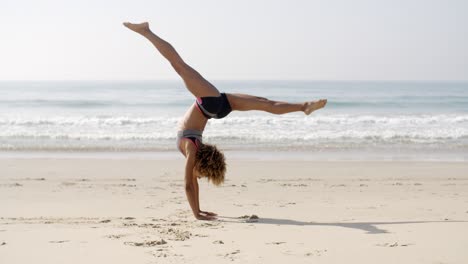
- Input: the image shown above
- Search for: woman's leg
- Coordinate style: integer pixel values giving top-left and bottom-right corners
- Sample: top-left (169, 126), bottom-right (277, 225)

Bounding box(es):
top-left (227, 93), bottom-right (327, 115)
top-left (123, 22), bottom-right (220, 97)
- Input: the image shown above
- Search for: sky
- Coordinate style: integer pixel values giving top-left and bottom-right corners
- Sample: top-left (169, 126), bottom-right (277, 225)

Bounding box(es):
top-left (1, 0), bottom-right (467, 81)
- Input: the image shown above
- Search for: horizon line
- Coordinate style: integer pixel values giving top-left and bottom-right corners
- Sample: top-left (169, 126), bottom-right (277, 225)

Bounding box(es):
top-left (1, 79), bottom-right (468, 83)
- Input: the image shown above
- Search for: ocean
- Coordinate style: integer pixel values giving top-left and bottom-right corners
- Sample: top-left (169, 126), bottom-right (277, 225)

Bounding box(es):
top-left (1, 80), bottom-right (467, 161)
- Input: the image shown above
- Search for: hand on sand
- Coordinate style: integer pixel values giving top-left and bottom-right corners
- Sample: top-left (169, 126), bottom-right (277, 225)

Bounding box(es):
top-left (196, 212), bottom-right (217, 221)
top-left (200, 210), bottom-right (218, 216)
top-left (123, 22), bottom-right (150, 34)
top-left (304, 99), bottom-right (327, 115)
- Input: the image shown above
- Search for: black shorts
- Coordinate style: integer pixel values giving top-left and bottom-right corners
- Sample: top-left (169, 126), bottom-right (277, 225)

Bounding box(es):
top-left (195, 93), bottom-right (232, 119)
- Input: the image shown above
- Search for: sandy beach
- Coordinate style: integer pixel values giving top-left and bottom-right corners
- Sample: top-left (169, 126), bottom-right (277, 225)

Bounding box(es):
top-left (1, 157), bottom-right (467, 263)
top-left (2, 0), bottom-right (467, 262)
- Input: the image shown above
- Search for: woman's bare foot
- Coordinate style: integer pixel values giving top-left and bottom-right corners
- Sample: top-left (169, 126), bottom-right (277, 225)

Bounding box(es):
top-left (303, 99), bottom-right (327, 115)
top-left (123, 22), bottom-right (150, 35)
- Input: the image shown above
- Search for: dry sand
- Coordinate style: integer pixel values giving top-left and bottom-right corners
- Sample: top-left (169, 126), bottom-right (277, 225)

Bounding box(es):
top-left (1, 158), bottom-right (467, 263)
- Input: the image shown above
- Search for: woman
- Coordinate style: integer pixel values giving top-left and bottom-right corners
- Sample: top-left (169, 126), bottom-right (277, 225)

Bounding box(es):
top-left (124, 22), bottom-right (327, 220)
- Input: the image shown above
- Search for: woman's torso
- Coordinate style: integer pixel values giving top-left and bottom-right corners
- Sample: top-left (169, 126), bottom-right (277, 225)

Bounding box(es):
top-left (178, 103), bottom-right (208, 131)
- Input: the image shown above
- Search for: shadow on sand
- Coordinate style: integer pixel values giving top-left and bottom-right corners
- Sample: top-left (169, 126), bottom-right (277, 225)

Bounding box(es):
top-left (217, 216), bottom-right (467, 234)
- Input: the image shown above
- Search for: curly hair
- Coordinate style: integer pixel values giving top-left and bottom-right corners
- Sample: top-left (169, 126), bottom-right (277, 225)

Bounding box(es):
top-left (194, 143), bottom-right (226, 186)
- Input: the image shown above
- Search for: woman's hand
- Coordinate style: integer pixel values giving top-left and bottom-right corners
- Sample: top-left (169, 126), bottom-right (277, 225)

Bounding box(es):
top-left (200, 210), bottom-right (218, 217)
top-left (196, 210), bottom-right (218, 220)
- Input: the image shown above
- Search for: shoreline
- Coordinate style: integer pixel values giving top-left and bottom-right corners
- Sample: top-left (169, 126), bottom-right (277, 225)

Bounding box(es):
top-left (0, 149), bottom-right (466, 162)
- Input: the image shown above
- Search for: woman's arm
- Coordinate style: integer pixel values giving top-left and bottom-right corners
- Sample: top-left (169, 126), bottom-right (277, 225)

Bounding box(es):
top-left (184, 153), bottom-right (199, 217)
top-left (193, 173), bottom-right (200, 212)
top-left (184, 150), bottom-right (215, 220)
top-left (193, 174), bottom-right (218, 217)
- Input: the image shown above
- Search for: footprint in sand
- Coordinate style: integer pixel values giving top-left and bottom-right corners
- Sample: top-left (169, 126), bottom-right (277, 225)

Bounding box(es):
top-left (330, 184), bottom-right (347, 187)
top-left (2, 183), bottom-right (23, 187)
top-left (22, 178), bottom-right (46, 181)
top-left (153, 253), bottom-right (168, 258)
top-left (305, 249), bottom-right (327, 256)
top-left (106, 234), bottom-right (127, 240)
top-left (61, 182), bottom-right (76, 187)
top-left (122, 218), bottom-right (138, 227)
top-left (224, 249), bottom-right (240, 260)
top-left (124, 239), bottom-right (167, 247)
top-left (1, 242), bottom-right (6, 246)
top-left (161, 228), bottom-right (191, 241)
top-left (376, 242), bottom-right (412, 247)
top-left (267, 241), bottom-right (286, 245)
top-left (77, 178), bottom-right (90, 182)
top-left (49, 240), bottom-right (69, 243)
